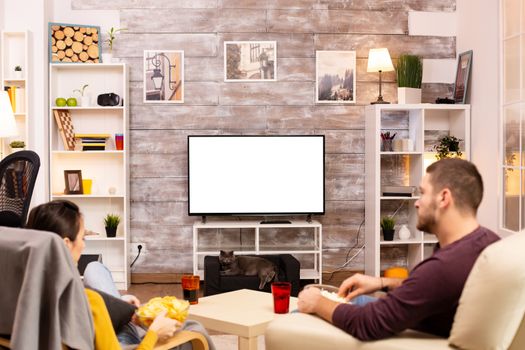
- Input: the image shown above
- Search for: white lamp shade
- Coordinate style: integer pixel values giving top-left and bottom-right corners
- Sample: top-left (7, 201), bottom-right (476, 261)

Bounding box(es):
top-left (0, 91), bottom-right (18, 137)
top-left (367, 48), bottom-right (395, 73)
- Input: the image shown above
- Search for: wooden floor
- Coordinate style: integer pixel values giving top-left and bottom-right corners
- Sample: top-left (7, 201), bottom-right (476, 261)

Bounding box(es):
top-left (126, 283), bottom-right (187, 303)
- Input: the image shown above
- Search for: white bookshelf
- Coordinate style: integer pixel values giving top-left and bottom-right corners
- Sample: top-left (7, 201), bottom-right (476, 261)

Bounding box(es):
top-left (365, 104), bottom-right (470, 276)
top-left (49, 63), bottom-right (129, 289)
top-left (193, 220), bottom-right (322, 282)
top-left (1, 31), bottom-right (29, 157)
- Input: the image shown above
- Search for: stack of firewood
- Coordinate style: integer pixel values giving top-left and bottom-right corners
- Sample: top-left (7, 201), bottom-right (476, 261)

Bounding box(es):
top-left (50, 25), bottom-right (100, 63)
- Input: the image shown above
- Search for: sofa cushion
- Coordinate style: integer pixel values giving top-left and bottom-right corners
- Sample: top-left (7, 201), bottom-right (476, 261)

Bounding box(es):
top-left (449, 233), bottom-right (525, 350)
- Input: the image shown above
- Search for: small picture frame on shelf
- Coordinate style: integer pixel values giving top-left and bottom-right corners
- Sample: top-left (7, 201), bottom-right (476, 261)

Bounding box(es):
top-left (64, 170), bottom-right (83, 194)
top-left (453, 50), bottom-right (473, 104)
top-left (224, 41), bottom-right (277, 82)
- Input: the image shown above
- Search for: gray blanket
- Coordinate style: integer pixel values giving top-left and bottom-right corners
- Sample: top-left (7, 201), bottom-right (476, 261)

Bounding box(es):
top-left (0, 227), bottom-right (94, 350)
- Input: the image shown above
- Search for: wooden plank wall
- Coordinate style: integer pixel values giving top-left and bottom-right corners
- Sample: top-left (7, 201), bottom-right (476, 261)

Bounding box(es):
top-left (72, 0), bottom-right (456, 275)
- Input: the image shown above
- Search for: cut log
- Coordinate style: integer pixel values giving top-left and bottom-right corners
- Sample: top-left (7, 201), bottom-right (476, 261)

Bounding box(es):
top-left (57, 50), bottom-right (66, 59)
top-left (71, 54), bottom-right (79, 62)
top-left (72, 41), bottom-right (83, 54)
top-left (79, 52), bottom-right (89, 61)
top-left (74, 31), bottom-right (84, 42)
top-left (84, 36), bottom-right (93, 45)
top-left (52, 45), bottom-right (58, 53)
top-left (54, 30), bottom-right (65, 40)
top-left (63, 27), bottom-right (74, 37)
top-left (65, 48), bottom-right (74, 57)
top-left (87, 44), bottom-right (99, 59)
top-left (65, 37), bottom-right (73, 46)
top-left (56, 40), bottom-right (66, 50)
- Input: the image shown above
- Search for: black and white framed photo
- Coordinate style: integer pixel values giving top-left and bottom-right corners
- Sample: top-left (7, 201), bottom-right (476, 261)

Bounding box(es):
top-left (144, 50), bottom-right (184, 103)
top-left (64, 170), bottom-right (83, 195)
top-left (453, 50), bottom-right (473, 104)
top-left (316, 50), bottom-right (356, 104)
top-left (224, 41), bottom-right (277, 82)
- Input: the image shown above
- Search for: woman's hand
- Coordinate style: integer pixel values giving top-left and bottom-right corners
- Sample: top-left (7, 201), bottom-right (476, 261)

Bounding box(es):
top-left (338, 273), bottom-right (382, 301)
top-left (149, 311), bottom-right (180, 342)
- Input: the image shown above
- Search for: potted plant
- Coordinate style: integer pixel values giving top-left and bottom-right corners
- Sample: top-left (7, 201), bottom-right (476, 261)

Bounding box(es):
top-left (73, 84), bottom-right (90, 106)
top-left (434, 135), bottom-right (463, 160)
top-left (9, 140), bottom-right (25, 153)
top-left (104, 213), bottom-right (121, 238)
top-left (14, 65), bottom-right (22, 79)
top-left (103, 27), bottom-right (127, 63)
top-left (380, 216), bottom-right (395, 241)
top-left (396, 54), bottom-right (423, 104)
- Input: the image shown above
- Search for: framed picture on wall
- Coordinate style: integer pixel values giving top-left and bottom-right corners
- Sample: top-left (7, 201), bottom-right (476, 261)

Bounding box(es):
top-left (64, 170), bottom-right (83, 195)
top-left (144, 50), bottom-right (184, 103)
top-left (316, 50), bottom-right (356, 104)
top-left (224, 41), bottom-right (277, 82)
top-left (48, 22), bottom-right (101, 63)
top-left (453, 50), bottom-right (473, 104)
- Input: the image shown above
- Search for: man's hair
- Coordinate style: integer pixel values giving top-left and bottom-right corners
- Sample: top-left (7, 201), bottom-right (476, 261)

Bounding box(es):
top-left (426, 158), bottom-right (483, 214)
top-left (26, 200), bottom-right (82, 241)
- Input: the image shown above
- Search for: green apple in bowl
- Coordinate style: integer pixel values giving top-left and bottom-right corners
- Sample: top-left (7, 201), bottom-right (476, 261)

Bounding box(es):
top-left (66, 97), bottom-right (78, 107)
top-left (55, 97), bottom-right (67, 107)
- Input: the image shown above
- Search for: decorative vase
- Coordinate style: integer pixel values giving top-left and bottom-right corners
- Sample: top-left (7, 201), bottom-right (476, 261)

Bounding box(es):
top-left (101, 53), bottom-right (113, 63)
top-left (105, 226), bottom-right (117, 238)
top-left (399, 225), bottom-right (411, 240)
top-left (382, 228), bottom-right (395, 241)
top-left (81, 95), bottom-right (90, 107)
top-left (397, 87), bottom-right (422, 104)
top-left (14, 71), bottom-right (23, 79)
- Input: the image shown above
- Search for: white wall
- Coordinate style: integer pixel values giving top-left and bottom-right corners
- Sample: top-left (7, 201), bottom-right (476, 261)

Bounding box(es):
top-left (457, 0), bottom-right (500, 231)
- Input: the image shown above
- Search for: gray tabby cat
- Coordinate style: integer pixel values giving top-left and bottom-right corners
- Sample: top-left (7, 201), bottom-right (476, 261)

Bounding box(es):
top-left (218, 250), bottom-right (279, 289)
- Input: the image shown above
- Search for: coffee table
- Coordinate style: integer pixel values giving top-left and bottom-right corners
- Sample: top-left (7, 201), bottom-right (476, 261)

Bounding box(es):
top-left (187, 289), bottom-right (298, 350)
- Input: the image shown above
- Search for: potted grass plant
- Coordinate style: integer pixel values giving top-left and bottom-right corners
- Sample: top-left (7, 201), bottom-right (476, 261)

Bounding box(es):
top-left (380, 216), bottom-right (396, 241)
top-left (9, 140), bottom-right (25, 153)
top-left (396, 54), bottom-right (423, 104)
top-left (104, 213), bottom-right (121, 238)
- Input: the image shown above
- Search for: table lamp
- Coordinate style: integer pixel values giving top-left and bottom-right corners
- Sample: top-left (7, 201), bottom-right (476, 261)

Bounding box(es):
top-left (367, 48), bottom-right (394, 104)
top-left (0, 91), bottom-right (18, 159)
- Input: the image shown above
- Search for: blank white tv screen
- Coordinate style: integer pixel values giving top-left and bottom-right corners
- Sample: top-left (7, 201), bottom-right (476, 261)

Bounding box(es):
top-left (188, 136), bottom-right (325, 215)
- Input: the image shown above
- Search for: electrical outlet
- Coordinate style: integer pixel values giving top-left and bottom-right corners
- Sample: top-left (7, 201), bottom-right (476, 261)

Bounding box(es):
top-left (130, 243), bottom-right (146, 255)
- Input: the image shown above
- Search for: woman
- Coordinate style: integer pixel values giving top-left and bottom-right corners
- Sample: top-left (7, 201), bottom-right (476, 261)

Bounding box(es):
top-left (26, 200), bottom-right (214, 350)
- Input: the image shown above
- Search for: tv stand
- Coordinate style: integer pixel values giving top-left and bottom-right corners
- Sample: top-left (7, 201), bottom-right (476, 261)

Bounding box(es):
top-left (260, 219), bottom-right (291, 224)
top-left (193, 220), bottom-right (322, 282)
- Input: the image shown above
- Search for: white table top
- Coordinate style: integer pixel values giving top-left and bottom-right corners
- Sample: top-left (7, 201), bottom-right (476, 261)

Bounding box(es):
top-left (187, 289), bottom-right (298, 338)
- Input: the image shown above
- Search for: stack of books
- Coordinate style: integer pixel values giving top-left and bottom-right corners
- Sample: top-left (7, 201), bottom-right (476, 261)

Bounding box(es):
top-left (4, 86), bottom-right (25, 113)
top-left (75, 133), bottom-right (110, 151)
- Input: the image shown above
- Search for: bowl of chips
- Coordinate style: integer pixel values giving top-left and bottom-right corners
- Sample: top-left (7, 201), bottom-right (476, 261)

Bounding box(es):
top-left (304, 284), bottom-right (347, 303)
top-left (136, 296), bottom-right (190, 327)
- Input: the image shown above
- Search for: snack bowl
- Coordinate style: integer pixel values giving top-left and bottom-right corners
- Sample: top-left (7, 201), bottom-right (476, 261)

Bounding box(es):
top-left (304, 284), bottom-right (347, 303)
top-left (136, 296), bottom-right (189, 328)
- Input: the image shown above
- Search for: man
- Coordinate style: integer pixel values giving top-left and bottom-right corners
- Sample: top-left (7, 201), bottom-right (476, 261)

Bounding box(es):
top-left (298, 158), bottom-right (500, 340)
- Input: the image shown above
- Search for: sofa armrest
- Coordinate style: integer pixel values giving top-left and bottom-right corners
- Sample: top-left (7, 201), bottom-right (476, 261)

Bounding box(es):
top-left (265, 313), bottom-right (450, 350)
top-left (277, 254), bottom-right (300, 296)
top-left (203, 256), bottom-right (221, 296)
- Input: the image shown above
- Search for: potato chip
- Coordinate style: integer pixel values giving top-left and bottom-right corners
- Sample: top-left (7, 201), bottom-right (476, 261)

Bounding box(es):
top-left (136, 296), bottom-right (189, 327)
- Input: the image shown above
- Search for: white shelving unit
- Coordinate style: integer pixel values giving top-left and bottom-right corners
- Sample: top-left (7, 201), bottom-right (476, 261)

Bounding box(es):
top-left (365, 104), bottom-right (470, 276)
top-left (49, 63), bottom-right (129, 289)
top-left (193, 220), bottom-right (322, 282)
top-left (1, 30), bottom-right (29, 157)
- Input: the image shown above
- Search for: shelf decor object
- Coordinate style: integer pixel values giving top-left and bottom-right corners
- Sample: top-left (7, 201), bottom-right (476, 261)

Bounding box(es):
top-left (396, 54), bottom-right (423, 104)
top-left (367, 48), bottom-right (395, 104)
top-left (365, 104), bottom-right (470, 276)
top-left (453, 50), bottom-right (473, 104)
top-left (53, 110), bottom-right (75, 151)
top-left (315, 50), bottom-right (356, 104)
top-left (48, 23), bottom-right (101, 63)
top-left (224, 41), bottom-right (277, 82)
top-left (0, 91), bottom-right (18, 159)
top-left (144, 50), bottom-right (184, 103)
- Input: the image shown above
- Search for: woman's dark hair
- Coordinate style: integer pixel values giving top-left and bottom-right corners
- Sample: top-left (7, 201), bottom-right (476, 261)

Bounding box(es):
top-left (26, 200), bottom-right (82, 241)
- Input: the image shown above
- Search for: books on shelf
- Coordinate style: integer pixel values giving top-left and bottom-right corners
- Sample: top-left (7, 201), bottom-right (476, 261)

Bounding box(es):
top-left (74, 133), bottom-right (111, 151)
top-left (3, 86), bottom-right (24, 113)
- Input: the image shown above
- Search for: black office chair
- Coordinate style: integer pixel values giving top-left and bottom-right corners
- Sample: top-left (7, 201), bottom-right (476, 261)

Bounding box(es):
top-left (0, 151), bottom-right (40, 227)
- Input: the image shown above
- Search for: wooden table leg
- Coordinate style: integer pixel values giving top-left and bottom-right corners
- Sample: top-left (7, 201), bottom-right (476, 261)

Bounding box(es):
top-left (238, 336), bottom-right (257, 350)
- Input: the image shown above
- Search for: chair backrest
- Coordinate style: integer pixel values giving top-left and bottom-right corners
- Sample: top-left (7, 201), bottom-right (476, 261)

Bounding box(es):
top-left (0, 227), bottom-right (94, 349)
top-left (0, 150), bottom-right (40, 227)
top-left (449, 232), bottom-right (525, 350)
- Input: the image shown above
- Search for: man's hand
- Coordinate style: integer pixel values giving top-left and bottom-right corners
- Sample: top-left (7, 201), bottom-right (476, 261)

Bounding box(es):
top-left (121, 294), bottom-right (141, 307)
top-left (297, 286), bottom-right (322, 313)
top-left (149, 311), bottom-right (180, 342)
top-left (338, 273), bottom-right (382, 301)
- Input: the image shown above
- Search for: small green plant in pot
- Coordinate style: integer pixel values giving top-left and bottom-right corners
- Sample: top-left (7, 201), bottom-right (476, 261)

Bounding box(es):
top-left (104, 213), bottom-right (121, 238)
top-left (396, 54), bottom-right (423, 104)
top-left (9, 140), bottom-right (25, 152)
top-left (434, 135), bottom-right (463, 160)
top-left (380, 216), bottom-right (396, 241)
top-left (103, 27), bottom-right (127, 62)
top-left (14, 65), bottom-right (22, 79)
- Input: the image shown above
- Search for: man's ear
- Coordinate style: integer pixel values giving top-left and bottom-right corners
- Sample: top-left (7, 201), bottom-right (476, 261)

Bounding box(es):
top-left (438, 188), bottom-right (453, 208)
top-left (63, 236), bottom-right (72, 247)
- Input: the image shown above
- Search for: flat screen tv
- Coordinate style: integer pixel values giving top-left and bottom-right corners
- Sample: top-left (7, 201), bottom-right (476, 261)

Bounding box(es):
top-left (188, 135), bottom-right (325, 217)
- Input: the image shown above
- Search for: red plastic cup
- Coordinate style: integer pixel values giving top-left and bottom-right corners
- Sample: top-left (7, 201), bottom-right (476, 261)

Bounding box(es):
top-left (115, 133), bottom-right (124, 151)
top-left (272, 282), bottom-right (291, 314)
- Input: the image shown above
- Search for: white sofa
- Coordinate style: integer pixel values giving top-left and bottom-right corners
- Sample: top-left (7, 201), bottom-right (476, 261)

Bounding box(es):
top-left (265, 232), bottom-right (525, 350)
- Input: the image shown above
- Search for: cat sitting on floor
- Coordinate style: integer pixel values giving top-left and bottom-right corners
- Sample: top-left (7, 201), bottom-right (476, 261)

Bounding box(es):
top-left (218, 250), bottom-right (279, 290)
